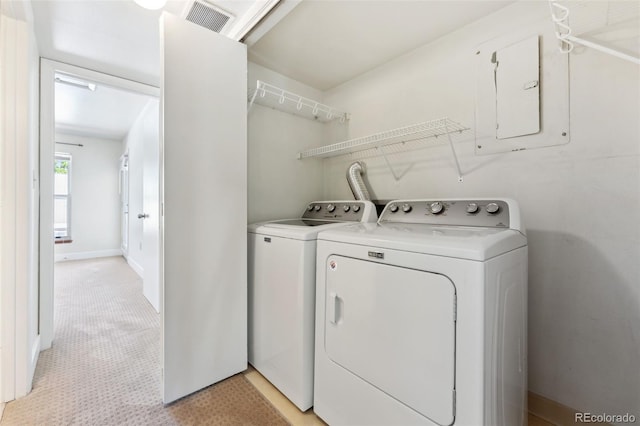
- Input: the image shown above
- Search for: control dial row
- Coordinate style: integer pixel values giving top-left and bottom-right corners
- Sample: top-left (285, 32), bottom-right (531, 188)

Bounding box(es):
top-left (307, 204), bottom-right (362, 213)
top-left (466, 202), bottom-right (500, 215)
top-left (387, 203), bottom-right (413, 213)
top-left (387, 201), bottom-right (502, 216)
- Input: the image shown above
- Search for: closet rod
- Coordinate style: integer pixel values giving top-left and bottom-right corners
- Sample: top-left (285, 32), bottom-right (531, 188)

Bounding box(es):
top-left (548, 0), bottom-right (640, 65)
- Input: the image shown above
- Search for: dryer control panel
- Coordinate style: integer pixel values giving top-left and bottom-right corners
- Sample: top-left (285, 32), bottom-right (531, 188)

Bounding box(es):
top-left (302, 201), bottom-right (377, 223)
top-left (380, 199), bottom-right (515, 229)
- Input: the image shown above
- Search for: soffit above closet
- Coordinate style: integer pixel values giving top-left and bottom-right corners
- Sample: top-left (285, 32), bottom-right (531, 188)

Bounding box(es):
top-left (248, 0), bottom-right (515, 91)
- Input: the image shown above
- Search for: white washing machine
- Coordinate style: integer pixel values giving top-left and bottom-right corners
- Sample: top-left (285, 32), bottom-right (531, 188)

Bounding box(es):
top-left (248, 200), bottom-right (377, 411)
top-left (314, 199), bottom-right (527, 426)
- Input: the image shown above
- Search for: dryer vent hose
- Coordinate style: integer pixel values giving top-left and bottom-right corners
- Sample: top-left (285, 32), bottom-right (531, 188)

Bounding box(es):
top-left (346, 161), bottom-right (372, 201)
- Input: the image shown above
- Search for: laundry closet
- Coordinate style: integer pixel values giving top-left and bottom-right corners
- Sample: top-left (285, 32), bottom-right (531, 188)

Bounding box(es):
top-left (2, 0), bottom-right (637, 423)
top-left (245, 0), bottom-right (639, 424)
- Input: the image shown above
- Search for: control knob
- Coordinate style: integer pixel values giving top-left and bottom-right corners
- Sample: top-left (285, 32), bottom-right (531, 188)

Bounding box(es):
top-left (307, 205), bottom-right (313, 211)
top-left (429, 201), bottom-right (444, 215)
top-left (389, 204), bottom-right (399, 213)
top-left (402, 203), bottom-right (412, 213)
top-left (466, 203), bottom-right (479, 214)
top-left (352, 205), bottom-right (361, 212)
top-left (343, 205), bottom-right (350, 212)
top-left (486, 202), bottom-right (500, 214)
top-left (314, 205), bottom-right (321, 212)
top-left (327, 204), bottom-right (336, 212)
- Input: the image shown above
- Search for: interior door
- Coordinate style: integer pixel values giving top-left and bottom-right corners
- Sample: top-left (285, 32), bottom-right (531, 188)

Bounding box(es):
top-left (160, 13), bottom-right (247, 404)
top-left (119, 155), bottom-right (129, 256)
top-left (142, 100), bottom-right (160, 312)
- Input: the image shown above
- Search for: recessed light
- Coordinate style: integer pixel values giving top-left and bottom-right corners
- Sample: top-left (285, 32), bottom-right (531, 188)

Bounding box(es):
top-left (55, 76), bottom-right (97, 92)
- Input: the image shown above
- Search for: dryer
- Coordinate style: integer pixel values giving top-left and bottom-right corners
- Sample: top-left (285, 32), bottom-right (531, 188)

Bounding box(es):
top-left (248, 200), bottom-right (377, 411)
top-left (314, 199), bottom-right (527, 425)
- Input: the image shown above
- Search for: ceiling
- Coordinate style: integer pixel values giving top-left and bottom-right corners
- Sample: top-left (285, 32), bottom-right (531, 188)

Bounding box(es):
top-left (32, 0), bottom-right (515, 138)
top-left (249, 0), bottom-right (515, 90)
top-left (55, 75), bottom-right (152, 141)
top-left (33, 0), bottom-right (183, 87)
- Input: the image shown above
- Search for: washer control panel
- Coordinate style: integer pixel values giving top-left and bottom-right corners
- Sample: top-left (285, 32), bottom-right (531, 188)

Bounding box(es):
top-left (380, 199), bottom-right (511, 228)
top-left (302, 201), bottom-right (374, 222)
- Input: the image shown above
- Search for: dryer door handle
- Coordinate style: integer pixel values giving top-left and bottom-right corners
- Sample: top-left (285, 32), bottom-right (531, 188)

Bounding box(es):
top-left (328, 292), bottom-right (341, 324)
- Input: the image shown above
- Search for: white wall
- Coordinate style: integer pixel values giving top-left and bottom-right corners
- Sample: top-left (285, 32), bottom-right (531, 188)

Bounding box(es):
top-left (320, 1), bottom-right (639, 421)
top-left (122, 99), bottom-right (157, 276)
top-left (247, 63), bottom-right (328, 223)
top-left (54, 134), bottom-right (122, 261)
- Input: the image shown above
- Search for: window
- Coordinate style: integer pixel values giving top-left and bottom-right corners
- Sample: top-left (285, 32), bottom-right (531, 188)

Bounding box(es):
top-left (54, 153), bottom-right (72, 240)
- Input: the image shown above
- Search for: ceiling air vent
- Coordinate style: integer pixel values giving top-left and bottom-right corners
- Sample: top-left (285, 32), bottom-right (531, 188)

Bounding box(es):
top-left (185, 1), bottom-right (234, 33)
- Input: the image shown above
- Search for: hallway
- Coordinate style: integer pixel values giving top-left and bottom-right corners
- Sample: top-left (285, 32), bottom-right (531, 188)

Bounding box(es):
top-left (1, 257), bottom-right (286, 425)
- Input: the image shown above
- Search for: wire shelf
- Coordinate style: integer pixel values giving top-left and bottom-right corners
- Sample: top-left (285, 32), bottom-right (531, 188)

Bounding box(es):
top-left (297, 118), bottom-right (469, 159)
top-left (298, 117), bottom-right (470, 181)
top-left (247, 80), bottom-right (349, 123)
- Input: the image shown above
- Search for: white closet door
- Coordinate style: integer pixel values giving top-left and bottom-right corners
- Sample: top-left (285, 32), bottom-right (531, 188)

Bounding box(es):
top-left (160, 12), bottom-right (247, 404)
top-left (142, 99), bottom-right (160, 312)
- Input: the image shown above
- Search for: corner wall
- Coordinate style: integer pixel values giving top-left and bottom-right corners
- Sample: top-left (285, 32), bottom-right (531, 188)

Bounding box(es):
top-left (321, 1), bottom-right (639, 421)
top-left (247, 63), bottom-right (327, 224)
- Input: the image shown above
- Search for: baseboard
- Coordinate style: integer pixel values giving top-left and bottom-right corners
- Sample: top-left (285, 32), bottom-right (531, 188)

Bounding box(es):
top-left (126, 256), bottom-right (144, 278)
top-left (28, 335), bottom-right (41, 388)
top-left (54, 249), bottom-right (122, 262)
top-left (528, 391), bottom-right (611, 426)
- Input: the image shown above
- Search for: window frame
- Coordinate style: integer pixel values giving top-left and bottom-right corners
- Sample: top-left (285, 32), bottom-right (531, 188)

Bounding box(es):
top-left (54, 152), bottom-right (72, 240)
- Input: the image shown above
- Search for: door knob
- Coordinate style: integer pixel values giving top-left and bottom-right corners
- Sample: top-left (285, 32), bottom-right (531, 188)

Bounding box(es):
top-left (137, 213), bottom-right (149, 219)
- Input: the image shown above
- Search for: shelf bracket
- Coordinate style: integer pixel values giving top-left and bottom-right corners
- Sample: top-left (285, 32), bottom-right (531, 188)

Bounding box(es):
top-left (247, 86), bottom-right (259, 114)
top-left (444, 124), bottom-right (464, 182)
top-left (378, 145), bottom-right (403, 181)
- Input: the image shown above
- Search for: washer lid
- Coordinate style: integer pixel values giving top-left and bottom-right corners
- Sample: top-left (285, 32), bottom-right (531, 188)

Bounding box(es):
top-left (317, 223), bottom-right (527, 261)
top-left (267, 219), bottom-right (339, 227)
top-left (248, 219), bottom-right (354, 241)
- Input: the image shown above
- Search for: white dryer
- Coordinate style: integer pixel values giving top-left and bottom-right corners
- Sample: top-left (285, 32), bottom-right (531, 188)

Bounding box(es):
top-left (248, 200), bottom-right (377, 411)
top-left (314, 199), bottom-right (527, 426)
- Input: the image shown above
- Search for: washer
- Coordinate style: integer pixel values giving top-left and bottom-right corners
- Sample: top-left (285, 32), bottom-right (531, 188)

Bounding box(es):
top-left (248, 200), bottom-right (377, 411)
top-left (314, 199), bottom-right (527, 426)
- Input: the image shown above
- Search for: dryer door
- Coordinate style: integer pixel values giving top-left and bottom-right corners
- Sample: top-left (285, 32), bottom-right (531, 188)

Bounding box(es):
top-left (324, 255), bottom-right (456, 426)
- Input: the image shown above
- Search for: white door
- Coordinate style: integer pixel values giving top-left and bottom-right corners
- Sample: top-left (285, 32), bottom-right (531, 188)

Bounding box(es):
top-left (120, 155), bottom-right (129, 256)
top-left (142, 100), bottom-right (160, 312)
top-left (160, 13), bottom-right (247, 404)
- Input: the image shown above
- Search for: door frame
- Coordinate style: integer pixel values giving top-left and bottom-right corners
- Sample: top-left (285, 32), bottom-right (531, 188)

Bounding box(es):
top-left (39, 59), bottom-right (159, 350)
top-left (0, 3), bottom-right (38, 401)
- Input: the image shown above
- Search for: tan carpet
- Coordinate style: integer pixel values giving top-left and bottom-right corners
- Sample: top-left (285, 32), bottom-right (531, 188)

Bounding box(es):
top-left (1, 256), bottom-right (288, 426)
